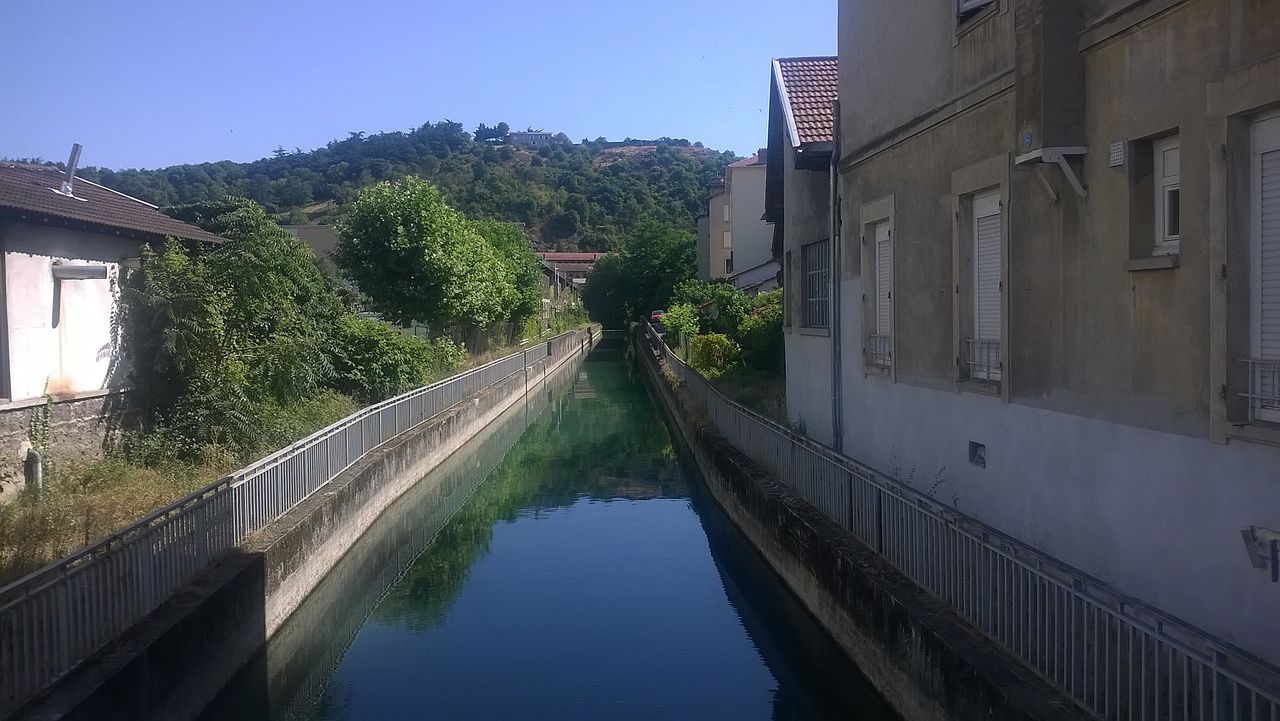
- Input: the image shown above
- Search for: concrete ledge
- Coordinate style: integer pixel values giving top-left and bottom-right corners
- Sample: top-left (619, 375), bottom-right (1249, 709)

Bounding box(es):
top-left (638, 333), bottom-right (1088, 721)
top-left (14, 342), bottom-right (592, 721)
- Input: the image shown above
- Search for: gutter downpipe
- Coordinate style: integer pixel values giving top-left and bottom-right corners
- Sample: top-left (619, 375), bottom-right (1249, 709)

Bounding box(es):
top-left (829, 99), bottom-right (844, 453)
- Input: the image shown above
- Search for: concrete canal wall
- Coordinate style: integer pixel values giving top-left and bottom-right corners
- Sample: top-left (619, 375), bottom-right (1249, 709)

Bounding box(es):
top-left (17, 336), bottom-right (596, 721)
top-left (636, 331), bottom-right (1087, 721)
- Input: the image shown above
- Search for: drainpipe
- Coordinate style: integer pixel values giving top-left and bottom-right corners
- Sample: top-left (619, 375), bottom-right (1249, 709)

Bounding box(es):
top-left (829, 99), bottom-right (844, 453)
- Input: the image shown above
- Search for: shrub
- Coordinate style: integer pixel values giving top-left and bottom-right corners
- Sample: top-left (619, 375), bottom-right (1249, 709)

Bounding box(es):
top-left (737, 290), bottom-right (784, 371)
top-left (662, 302), bottom-right (699, 341)
top-left (330, 315), bottom-right (465, 403)
top-left (690, 333), bottom-right (740, 378)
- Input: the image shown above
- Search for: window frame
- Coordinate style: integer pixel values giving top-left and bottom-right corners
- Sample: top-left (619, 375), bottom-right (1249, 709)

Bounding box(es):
top-left (1153, 135), bottom-right (1181, 256)
top-left (968, 191), bottom-right (1003, 383)
top-left (1248, 114), bottom-right (1280, 424)
top-left (801, 239), bottom-right (830, 329)
top-left (721, 230), bottom-right (732, 249)
top-left (722, 203), bottom-right (731, 223)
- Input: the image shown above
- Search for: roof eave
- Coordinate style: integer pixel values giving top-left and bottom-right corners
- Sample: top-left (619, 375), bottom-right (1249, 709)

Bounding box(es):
top-left (772, 58), bottom-right (804, 150)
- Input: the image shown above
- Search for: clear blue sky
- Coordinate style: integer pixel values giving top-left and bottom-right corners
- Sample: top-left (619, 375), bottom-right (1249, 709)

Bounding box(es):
top-left (1, 0), bottom-right (835, 170)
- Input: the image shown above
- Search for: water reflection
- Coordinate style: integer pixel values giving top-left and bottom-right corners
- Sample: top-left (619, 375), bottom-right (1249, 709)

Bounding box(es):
top-left (201, 342), bottom-right (895, 721)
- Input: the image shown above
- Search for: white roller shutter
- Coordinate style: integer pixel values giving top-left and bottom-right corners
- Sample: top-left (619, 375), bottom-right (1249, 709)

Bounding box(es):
top-left (1253, 116), bottom-right (1280, 421)
top-left (874, 221), bottom-right (892, 337)
top-left (973, 192), bottom-right (1002, 342)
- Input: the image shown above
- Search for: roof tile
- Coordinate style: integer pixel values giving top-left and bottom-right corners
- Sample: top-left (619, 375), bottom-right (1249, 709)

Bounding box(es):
top-left (776, 56), bottom-right (838, 146)
top-left (0, 164), bottom-right (224, 245)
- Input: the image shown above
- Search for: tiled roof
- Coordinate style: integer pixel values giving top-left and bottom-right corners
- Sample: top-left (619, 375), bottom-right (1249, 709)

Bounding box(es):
top-left (0, 164), bottom-right (224, 245)
top-left (775, 56), bottom-right (838, 146)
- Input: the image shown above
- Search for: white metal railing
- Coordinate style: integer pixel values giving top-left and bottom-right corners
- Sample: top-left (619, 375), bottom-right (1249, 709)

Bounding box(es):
top-left (965, 337), bottom-right (1002, 382)
top-left (0, 326), bottom-right (597, 717)
top-left (866, 333), bottom-right (891, 370)
top-left (643, 322), bottom-right (1280, 721)
top-left (1242, 358), bottom-right (1280, 423)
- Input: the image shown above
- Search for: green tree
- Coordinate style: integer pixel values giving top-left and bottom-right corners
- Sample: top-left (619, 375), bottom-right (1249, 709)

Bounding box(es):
top-left (336, 178), bottom-right (517, 329)
top-left (581, 220), bottom-right (694, 327)
top-left (472, 218), bottom-right (542, 324)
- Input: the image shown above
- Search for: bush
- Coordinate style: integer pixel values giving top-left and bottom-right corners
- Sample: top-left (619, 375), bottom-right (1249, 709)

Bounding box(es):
top-left (330, 315), bottom-right (466, 403)
top-left (662, 303), bottom-right (699, 354)
top-left (737, 290), bottom-right (784, 371)
top-left (690, 333), bottom-right (740, 378)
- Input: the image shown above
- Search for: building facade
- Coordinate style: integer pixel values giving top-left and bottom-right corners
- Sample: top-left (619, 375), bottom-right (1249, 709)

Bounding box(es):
top-left (697, 179), bottom-right (731, 281)
top-left (796, 0), bottom-right (1280, 663)
top-left (726, 150), bottom-right (772, 275)
top-left (769, 56), bottom-right (838, 441)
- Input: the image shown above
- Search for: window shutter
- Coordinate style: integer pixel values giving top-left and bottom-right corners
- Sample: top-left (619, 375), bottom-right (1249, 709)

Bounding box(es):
top-left (974, 193), bottom-right (1002, 342)
top-left (875, 222), bottom-right (892, 336)
top-left (1260, 147), bottom-right (1280, 360)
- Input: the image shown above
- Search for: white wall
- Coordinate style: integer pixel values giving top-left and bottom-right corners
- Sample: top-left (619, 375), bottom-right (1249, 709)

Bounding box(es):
top-left (784, 331), bottom-right (833, 444)
top-left (834, 277), bottom-right (1280, 664)
top-left (727, 164), bottom-right (771, 272)
top-left (4, 223), bottom-right (136, 401)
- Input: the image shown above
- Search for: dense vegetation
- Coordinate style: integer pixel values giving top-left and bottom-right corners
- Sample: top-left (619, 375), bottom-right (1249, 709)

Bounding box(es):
top-left (70, 122), bottom-right (735, 250)
top-left (580, 220), bottom-right (697, 326)
top-left (120, 197), bottom-right (470, 466)
top-left (665, 282), bottom-right (784, 379)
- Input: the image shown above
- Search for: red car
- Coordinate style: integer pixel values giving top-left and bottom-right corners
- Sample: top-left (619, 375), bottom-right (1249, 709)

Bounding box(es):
top-left (650, 310), bottom-right (665, 322)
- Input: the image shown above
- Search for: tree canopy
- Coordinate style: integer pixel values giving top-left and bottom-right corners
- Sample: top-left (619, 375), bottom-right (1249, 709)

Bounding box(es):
top-left (581, 220), bottom-right (696, 326)
top-left (336, 178), bottom-right (534, 329)
top-left (72, 121), bottom-right (735, 251)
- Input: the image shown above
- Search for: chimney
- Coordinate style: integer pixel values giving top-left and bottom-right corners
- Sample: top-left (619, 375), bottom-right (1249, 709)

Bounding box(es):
top-left (757, 147), bottom-right (767, 164)
top-left (55, 143), bottom-right (83, 198)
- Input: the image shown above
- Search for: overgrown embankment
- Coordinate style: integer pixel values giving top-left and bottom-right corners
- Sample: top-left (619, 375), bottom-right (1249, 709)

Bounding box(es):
top-left (0, 183), bottom-right (582, 585)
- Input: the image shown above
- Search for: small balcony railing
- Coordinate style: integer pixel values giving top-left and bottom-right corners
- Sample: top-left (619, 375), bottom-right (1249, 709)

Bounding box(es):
top-left (964, 338), bottom-right (1001, 382)
top-left (866, 334), bottom-right (891, 370)
top-left (1242, 357), bottom-right (1280, 423)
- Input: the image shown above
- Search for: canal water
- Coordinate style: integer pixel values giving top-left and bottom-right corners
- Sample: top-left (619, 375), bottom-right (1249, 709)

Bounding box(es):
top-left (199, 342), bottom-right (895, 721)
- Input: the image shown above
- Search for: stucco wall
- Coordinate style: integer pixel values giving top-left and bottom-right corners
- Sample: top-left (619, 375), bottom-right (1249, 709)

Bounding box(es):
top-left (827, 0), bottom-right (1280, 663)
top-left (727, 163), bottom-right (771, 272)
top-left (3, 222), bottom-right (136, 402)
top-left (781, 142), bottom-right (835, 445)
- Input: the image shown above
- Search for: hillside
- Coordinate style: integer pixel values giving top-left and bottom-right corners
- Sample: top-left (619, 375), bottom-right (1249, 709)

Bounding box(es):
top-left (71, 122), bottom-right (736, 251)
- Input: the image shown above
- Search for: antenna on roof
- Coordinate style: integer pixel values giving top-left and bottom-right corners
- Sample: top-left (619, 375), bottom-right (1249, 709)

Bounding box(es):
top-left (50, 143), bottom-right (86, 201)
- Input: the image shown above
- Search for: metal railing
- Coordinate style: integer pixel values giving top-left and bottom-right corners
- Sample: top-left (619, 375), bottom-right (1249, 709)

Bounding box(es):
top-left (866, 333), bottom-right (891, 370)
top-left (965, 337), bottom-right (1002, 382)
top-left (0, 326), bottom-right (597, 717)
top-left (644, 323), bottom-right (1280, 721)
top-left (1242, 358), bottom-right (1280, 423)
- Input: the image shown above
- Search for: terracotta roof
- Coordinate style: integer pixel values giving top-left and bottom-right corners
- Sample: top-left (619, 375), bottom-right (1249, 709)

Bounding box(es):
top-left (775, 56), bottom-right (838, 146)
top-left (0, 164), bottom-right (224, 245)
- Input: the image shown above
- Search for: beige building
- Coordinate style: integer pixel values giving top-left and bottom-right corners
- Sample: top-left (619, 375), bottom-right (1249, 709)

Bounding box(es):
top-left (726, 151), bottom-right (771, 275)
top-left (780, 0), bottom-right (1280, 665)
top-left (697, 179), bottom-right (731, 280)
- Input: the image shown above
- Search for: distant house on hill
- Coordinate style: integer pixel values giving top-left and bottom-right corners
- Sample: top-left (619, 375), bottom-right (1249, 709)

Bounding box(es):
top-left (0, 156), bottom-right (224, 487)
top-left (508, 131), bottom-right (557, 148)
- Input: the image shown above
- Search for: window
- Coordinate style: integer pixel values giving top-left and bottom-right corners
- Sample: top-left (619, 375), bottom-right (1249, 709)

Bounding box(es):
top-left (802, 239), bottom-right (830, 328)
top-left (1154, 135), bottom-right (1181, 255)
top-left (725, 254), bottom-right (734, 275)
top-left (722, 230), bottom-right (732, 249)
top-left (722, 203), bottom-right (731, 223)
top-left (783, 250), bottom-right (793, 327)
top-left (868, 221), bottom-right (892, 368)
top-left (967, 191), bottom-right (1002, 382)
top-left (1248, 115), bottom-right (1280, 422)
top-left (957, 0), bottom-right (994, 21)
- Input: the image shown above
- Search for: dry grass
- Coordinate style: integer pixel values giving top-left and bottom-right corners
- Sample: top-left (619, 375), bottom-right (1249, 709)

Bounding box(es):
top-left (0, 457), bottom-right (232, 585)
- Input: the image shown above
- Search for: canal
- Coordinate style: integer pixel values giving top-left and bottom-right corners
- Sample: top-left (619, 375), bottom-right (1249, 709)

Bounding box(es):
top-left (199, 341), bottom-right (895, 720)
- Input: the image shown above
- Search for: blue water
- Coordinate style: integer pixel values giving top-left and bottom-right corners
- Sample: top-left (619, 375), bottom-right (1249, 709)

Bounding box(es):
top-left (201, 343), bottom-right (895, 720)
